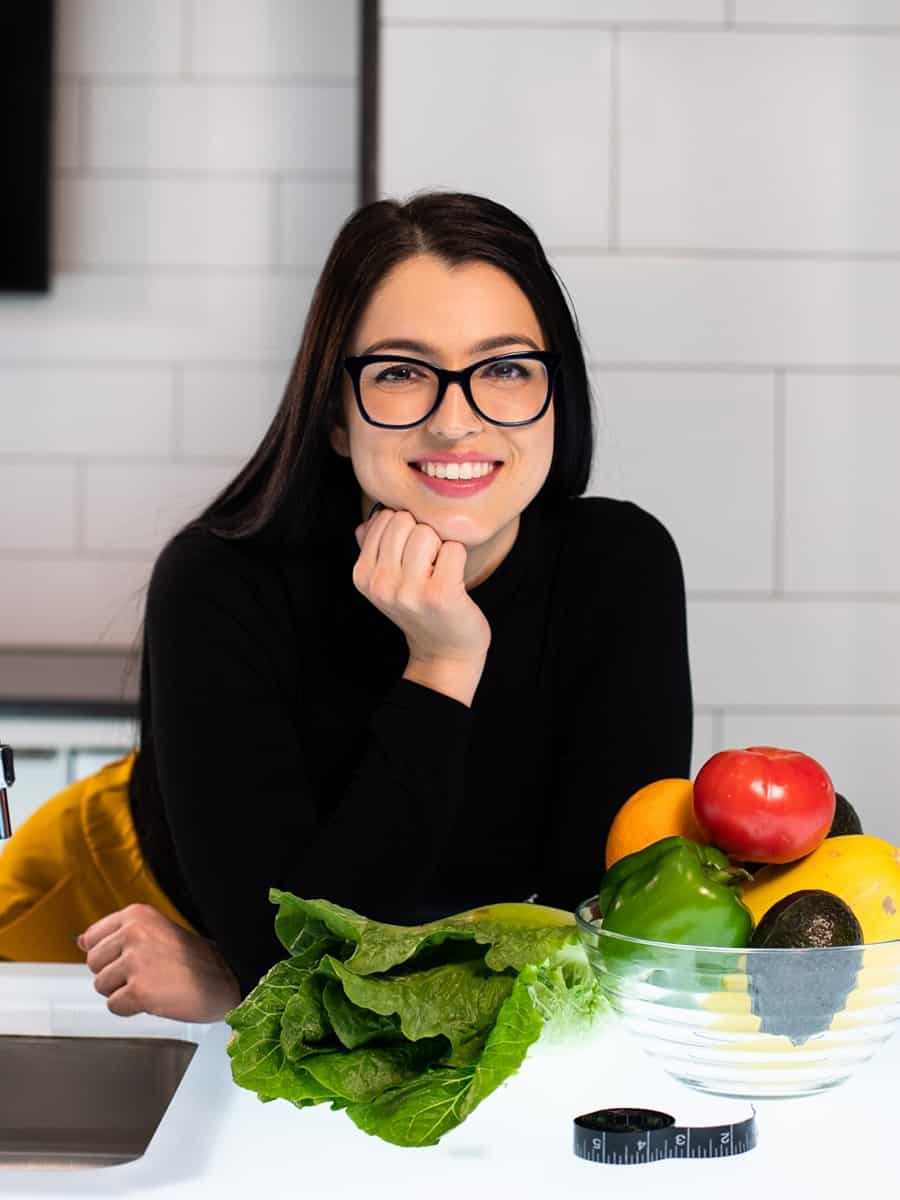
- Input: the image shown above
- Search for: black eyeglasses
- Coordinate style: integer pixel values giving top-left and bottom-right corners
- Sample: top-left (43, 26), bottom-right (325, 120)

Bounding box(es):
top-left (343, 350), bottom-right (561, 429)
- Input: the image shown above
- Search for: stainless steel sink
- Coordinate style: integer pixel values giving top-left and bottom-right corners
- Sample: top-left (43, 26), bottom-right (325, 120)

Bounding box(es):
top-left (0, 1034), bottom-right (197, 1170)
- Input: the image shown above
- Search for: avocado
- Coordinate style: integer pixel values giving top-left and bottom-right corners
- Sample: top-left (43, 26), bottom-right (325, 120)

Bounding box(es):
top-left (748, 890), bottom-right (863, 1044)
top-left (827, 792), bottom-right (863, 838)
top-left (750, 889), bottom-right (863, 948)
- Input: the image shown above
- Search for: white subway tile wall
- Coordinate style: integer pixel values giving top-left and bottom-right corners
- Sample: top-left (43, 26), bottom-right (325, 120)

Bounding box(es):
top-left (83, 462), bottom-right (236, 552)
top-left (620, 34), bottom-right (900, 253)
top-left (181, 366), bottom-right (289, 458)
top-left (690, 714), bottom-right (717, 781)
top-left (784, 375), bottom-right (900, 593)
top-left (0, 273), bottom-right (318, 362)
top-left (0, 368), bottom-right (173, 456)
top-left (1, 465), bottom-right (79, 552)
top-left (191, 0), bottom-right (358, 77)
top-left (56, 0), bottom-right (185, 76)
top-left (1, 1), bottom-right (357, 653)
top-left (279, 177), bottom-right (359, 268)
top-left (1, 562), bottom-right (151, 646)
top-left (55, 177), bottom-right (276, 269)
top-left (589, 371), bottom-right (775, 593)
top-left (559, 256), bottom-right (900, 365)
top-left (381, 27), bottom-right (612, 248)
top-left (733, 2), bottom-right (900, 29)
top-left (3, 4), bottom-right (900, 842)
top-left (88, 82), bottom-right (356, 173)
top-left (383, 1), bottom-right (724, 21)
top-left (380, 4), bottom-right (900, 842)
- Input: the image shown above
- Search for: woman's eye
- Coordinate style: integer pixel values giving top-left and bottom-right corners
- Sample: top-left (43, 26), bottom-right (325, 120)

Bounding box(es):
top-left (376, 365), bottom-right (417, 384)
top-left (483, 360), bottom-right (529, 381)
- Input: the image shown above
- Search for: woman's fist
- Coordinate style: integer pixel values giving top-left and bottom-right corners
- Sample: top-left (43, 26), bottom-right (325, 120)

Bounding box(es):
top-left (77, 903), bottom-right (240, 1023)
top-left (353, 506), bottom-right (492, 703)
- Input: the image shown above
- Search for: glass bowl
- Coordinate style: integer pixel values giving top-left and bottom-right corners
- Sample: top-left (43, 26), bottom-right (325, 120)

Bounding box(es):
top-left (575, 895), bottom-right (900, 1099)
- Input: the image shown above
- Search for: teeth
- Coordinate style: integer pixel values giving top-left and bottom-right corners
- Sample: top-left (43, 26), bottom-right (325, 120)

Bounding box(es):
top-left (418, 461), bottom-right (496, 480)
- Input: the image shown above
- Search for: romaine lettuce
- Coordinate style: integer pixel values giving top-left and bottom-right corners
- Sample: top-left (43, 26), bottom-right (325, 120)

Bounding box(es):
top-left (225, 892), bottom-right (605, 1147)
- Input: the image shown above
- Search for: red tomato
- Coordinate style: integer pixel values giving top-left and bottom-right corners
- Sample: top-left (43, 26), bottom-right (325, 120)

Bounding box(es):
top-left (692, 746), bottom-right (835, 864)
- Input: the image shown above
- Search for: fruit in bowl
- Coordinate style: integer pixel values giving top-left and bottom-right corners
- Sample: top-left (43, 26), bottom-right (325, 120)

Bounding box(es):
top-left (575, 896), bottom-right (900, 1099)
top-left (580, 747), bottom-right (900, 1098)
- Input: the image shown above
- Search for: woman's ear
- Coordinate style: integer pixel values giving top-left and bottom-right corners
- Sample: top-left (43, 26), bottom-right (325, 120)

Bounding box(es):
top-left (329, 422), bottom-right (350, 458)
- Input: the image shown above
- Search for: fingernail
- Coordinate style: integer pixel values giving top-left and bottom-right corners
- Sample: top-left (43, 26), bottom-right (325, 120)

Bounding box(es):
top-left (73, 934), bottom-right (83, 948)
top-left (368, 501), bottom-right (385, 519)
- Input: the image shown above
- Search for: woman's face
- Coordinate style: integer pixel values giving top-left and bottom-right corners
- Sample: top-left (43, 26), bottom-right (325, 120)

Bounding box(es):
top-left (330, 253), bottom-right (555, 586)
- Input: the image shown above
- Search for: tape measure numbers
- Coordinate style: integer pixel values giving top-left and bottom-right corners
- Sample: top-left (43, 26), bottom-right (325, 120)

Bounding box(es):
top-left (574, 1106), bottom-right (757, 1165)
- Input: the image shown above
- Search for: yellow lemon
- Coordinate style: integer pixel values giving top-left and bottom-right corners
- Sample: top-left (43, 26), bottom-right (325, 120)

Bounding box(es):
top-left (741, 835), bottom-right (900, 944)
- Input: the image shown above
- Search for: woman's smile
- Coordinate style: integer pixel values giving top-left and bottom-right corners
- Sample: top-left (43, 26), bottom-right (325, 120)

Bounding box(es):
top-left (408, 451), bottom-right (503, 495)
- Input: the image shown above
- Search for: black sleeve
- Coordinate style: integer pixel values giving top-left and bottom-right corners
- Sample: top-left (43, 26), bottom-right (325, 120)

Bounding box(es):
top-left (539, 502), bottom-right (693, 907)
top-left (144, 534), bottom-right (472, 996)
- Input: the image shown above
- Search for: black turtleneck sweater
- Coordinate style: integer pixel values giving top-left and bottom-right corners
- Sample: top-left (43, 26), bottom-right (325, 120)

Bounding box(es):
top-left (130, 496), bottom-right (692, 997)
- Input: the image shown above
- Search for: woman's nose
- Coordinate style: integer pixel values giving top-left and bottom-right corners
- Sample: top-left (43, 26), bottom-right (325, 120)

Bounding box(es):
top-left (425, 380), bottom-right (483, 436)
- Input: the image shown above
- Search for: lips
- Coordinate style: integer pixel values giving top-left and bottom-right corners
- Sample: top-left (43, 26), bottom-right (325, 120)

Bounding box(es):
top-left (409, 461), bottom-right (502, 497)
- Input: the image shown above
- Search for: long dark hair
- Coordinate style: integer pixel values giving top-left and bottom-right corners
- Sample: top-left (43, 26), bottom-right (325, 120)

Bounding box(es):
top-left (185, 191), bottom-right (594, 548)
top-left (129, 194), bottom-right (596, 900)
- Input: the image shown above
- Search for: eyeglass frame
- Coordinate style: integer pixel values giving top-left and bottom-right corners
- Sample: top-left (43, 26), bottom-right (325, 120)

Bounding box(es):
top-left (342, 350), bottom-right (561, 429)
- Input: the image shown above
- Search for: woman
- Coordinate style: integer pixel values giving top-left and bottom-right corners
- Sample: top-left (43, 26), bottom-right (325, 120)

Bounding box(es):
top-left (0, 193), bottom-right (692, 1020)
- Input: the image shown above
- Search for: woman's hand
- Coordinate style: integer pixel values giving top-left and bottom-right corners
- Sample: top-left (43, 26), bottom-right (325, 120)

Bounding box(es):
top-left (77, 903), bottom-right (241, 1023)
top-left (354, 506), bottom-right (492, 705)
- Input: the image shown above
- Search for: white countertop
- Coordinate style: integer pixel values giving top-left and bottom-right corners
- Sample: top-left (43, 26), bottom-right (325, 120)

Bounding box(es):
top-left (2, 963), bottom-right (897, 1198)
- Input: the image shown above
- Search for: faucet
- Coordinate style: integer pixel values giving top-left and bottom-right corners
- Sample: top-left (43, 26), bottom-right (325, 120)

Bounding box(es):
top-left (0, 742), bottom-right (14, 839)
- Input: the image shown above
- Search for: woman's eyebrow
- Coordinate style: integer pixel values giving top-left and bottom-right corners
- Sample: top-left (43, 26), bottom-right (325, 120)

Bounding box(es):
top-left (359, 333), bottom-right (541, 356)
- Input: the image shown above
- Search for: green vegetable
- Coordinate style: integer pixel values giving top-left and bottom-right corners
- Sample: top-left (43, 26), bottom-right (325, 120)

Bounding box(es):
top-left (598, 835), bottom-right (754, 947)
top-left (225, 891), bottom-right (605, 1147)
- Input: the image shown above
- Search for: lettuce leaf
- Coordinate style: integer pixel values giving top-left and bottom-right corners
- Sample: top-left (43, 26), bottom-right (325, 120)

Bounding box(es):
top-left (270, 891), bottom-right (577, 974)
top-left (226, 892), bottom-right (605, 1146)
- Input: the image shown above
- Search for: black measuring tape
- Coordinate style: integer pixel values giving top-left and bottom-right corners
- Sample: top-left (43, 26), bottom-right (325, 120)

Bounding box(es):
top-left (574, 1106), bottom-right (757, 1165)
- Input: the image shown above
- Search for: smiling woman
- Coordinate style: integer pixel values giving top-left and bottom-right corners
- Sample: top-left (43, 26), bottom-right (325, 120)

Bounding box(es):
top-left (0, 193), bottom-right (692, 1019)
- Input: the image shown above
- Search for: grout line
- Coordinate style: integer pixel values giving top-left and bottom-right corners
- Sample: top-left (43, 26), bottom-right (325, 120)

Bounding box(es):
top-left (78, 81), bottom-right (91, 169)
top-left (43, 240), bottom-right (900, 267)
top-left (773, 370), bottom-right (786, 595)
top-left (0, 453), bottom-right (244, 468)
top-left (547, 245), bottom-right (900, 261)
top-left (723, 22), bottom-right (900, 35)
top-left (607, 31), bottom-right (620, 252)
top-left (271, 176), bottom-right (283, 271)
top-left (386, 18), bottom-right (726, 29)
top-left (587, 362), bottom-right (900, 376)
top-left (712, 708), bottom-right (725, 751)
top-left (54, 167), bottom-right (355, 181)
top-left (44, 261), bottom-right (325, 275)
top-left (4, 359), bottom-right (900, 377)
top-left (695, 705), bottom-right (900, 716)
top-left (73, 461), bottom-right (86, 553)
top-left (57, 73), bottom-right (357, 88)
top-left (686, 591), bottom-right (900, 602)
top-left (171, 366), bottom-right (184, 458)
top-left (0, 359), bottom-right (292, 371)
top-left (723, 0), bottom-right (736, 27)
top-left (0, 550), bottom-right (156, 564)
top-left (382, 18), bottom-right (900, 36)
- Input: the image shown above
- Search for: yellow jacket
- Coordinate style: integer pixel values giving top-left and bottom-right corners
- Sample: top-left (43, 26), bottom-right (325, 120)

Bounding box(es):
top-left (0, 752), bottom-right (196, 962)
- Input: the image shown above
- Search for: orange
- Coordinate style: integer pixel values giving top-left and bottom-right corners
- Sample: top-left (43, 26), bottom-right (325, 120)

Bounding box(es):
top-left (604, 778), bottom-right (703, 869)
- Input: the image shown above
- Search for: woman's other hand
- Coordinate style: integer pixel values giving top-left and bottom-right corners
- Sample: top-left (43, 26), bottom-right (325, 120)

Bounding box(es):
top-left (354, 506), bottom-right (491, 705)
top-left (77, 903), bottom-right (241, 1023)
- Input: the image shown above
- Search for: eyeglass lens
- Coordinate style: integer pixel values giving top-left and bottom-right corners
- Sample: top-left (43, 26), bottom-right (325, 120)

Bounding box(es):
top-left (358, 357), bottom-right (549, 426)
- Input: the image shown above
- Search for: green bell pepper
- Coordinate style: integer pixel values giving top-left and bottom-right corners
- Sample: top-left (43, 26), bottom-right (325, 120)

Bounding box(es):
top-left (598, 835), bottom-right (753, 947)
